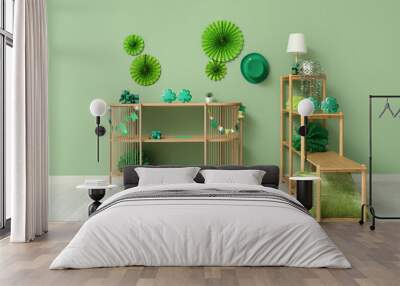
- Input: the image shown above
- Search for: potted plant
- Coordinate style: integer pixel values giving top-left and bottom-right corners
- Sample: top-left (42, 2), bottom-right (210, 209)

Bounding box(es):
top-left (205, 92), bottom-right (214, 103)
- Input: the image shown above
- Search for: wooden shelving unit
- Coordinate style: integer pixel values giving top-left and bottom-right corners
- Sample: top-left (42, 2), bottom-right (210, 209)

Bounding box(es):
top-left (109, 102), bottom-right (243, 181)
top-left (280, 74), bottom-right (367, 222)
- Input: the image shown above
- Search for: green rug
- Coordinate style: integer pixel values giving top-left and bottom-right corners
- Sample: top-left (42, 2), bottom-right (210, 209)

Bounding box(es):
top-left (307, 173), bottom-right (361, 218)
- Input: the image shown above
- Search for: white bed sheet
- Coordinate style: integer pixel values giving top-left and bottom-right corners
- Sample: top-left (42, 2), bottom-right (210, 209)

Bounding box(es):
top-left (50, 183), bottom-right (350, 269)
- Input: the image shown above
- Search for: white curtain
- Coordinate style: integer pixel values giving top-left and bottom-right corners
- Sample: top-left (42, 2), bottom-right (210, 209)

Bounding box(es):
top-left (8, 0), bottom-right (49, 242)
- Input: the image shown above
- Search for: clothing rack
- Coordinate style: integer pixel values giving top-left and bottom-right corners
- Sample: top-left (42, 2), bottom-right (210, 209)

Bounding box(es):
top-left (360, 95), bottom-right (400, 230)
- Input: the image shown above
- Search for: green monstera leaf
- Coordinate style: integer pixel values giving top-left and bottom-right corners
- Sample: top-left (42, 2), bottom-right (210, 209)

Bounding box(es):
top-left (130, 54), bottom-right (161, 86)
top-left (202, 20), bottom-right (244, 62)
top-left (123, 34), bottom-right (145, 56)
top-left (205, 61), bottom-right (227, 81)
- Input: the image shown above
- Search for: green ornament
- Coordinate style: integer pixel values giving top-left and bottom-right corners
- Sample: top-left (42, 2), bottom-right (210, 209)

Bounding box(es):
top-left (123, 34), bottom-right (144, 56)
top-left (308, 96), bottom-right (321, 112)
top-left (205, 61), bottom-right (227, 81)
top-left (161, 89), bottom-right (177, 103)
top-left (130, 54), bottom-right (161, 86)
top-left (177, 89), bottom-right (192, 103)
top-left (321, 96), bottom-right (339, 113)
top-left (127, 112), bottom-right (138, 122)
top-left (293, 122), bottom-right (329, 152)
top-left (202, 20), bottom-right (244, 62)
top-left (151, 130), bottom-right (162, 139)
top-left (117, 122), bottom-right (128, 136)
top-left (119, 89), bottom-right (140, 104)
top-left (210, 118), bottom-right (218, 129)
top-left (285, 95), bottom-right (304, 111)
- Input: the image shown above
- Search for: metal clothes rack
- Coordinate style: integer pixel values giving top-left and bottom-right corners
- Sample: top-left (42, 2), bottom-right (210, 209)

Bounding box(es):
top-left (360, 95), bottom-right (400, 230)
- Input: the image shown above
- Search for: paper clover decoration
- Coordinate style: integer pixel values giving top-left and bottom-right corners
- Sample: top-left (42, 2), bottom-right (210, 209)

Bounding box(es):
top-left (308, 96), bottom-right (321, 112)
top-left (130, 54), bottom-right (161, 86)
top-left (293, 122), bottom-right (329, 153)
top-left (123, 34), bottom-right (145, 56)
top-left (321, 96), bottom-right (339, 113)
top-left (161, 89), bottom-right (177, 103)
top-left (119, 89), bottom-right (140, 104)
top-left (202, 20), bottom-right (244, 63)
top-left (178, 89), bottom-right (192, 103)
top-left (205, 61), bottom-right (227, 81)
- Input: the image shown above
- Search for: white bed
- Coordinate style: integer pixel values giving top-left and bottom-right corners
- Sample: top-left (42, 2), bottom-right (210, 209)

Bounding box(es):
top-left (50, 183), bottom-right (350, 269)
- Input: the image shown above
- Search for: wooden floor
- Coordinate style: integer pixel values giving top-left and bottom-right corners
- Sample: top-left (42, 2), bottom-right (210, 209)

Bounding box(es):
top-left (0, 222), bottom-right (399, 286)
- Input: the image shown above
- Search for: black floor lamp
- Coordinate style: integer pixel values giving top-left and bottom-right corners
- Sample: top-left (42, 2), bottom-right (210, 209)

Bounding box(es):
top-left (290, 98), bottom-right (318, 210)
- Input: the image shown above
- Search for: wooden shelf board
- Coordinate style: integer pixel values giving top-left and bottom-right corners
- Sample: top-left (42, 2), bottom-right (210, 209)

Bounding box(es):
top-left (140, 134), bottom-right (239, 143)
top-left (306, 151), bottom-right (366, 172)
top-left (282, 109), bottom-right (343, 119)
top-left (110, 102), bottom-right (241, 108)
top-left (281, 74), bottom-right (327, 81)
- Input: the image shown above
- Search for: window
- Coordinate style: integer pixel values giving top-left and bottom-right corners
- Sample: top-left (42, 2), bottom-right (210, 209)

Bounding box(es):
top-left (0, 0), bottom-right (13, 234)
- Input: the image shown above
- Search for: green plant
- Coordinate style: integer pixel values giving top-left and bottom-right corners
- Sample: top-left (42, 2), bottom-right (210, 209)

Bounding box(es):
top-left (123, 34), bottom-right (145, 56)
top-left (119, 89), bottom-right (140, 104)
top-left (130, 54), bottom-right (161, 86)
top-left (202, 20), bottom-right (244, 62)
top-left (205, 61), bottom-right (227, 81)
top-left (292, 122), bottom-right (328, 152)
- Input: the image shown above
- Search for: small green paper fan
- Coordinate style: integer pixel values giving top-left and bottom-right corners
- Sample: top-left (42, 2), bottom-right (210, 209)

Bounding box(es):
top-left (130, 54), bottom-right (161, 86)
top-left (202, 20), bottom-right (244, 62)
top-left (206, 61), bottom-right (227, 81)
top-left (123, 34), bottom-right (144, 56)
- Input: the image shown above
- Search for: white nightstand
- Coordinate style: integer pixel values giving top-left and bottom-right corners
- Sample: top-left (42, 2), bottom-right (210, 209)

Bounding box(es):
top-left (76, 184), bottom-right (118, 215)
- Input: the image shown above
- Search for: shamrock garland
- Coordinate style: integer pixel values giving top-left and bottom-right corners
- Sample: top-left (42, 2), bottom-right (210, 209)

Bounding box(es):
top-left (208, 104), bottom-right (245, 134)
top-left (119, 89), bottom-right (140, 104)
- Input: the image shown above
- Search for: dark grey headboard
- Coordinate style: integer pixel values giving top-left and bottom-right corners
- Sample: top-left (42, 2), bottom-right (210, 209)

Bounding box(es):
top-left (123, 165), bottom-right (280, 189)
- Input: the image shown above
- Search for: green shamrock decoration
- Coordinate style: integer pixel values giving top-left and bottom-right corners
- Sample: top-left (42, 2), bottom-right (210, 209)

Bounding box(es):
top-left (293, 122), bottom-right (329, 152)
top-left (123, 34), bottom-right (145, 56)
top-left (130, 54), bottom-right (161, 86)
top-left (177, 89), bottom-right (192, 103)
top-left (202, 20), bottom-right (244, 62)
top-left (161, 89), bottom-right (177, 103)
top-left (119, 89), bottom-right (140, 104)
top-left (321, 96), bottom-right (339, 113)
top-left (308, 96), bottom-right (321, 112)
top-left (206, 61), bottom-right (227, 81)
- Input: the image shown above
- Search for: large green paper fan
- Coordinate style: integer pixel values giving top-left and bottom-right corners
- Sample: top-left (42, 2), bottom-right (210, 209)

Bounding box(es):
top-left (130, 54), bottom-right (161, 86)
top-left (205, 61), bottom-right (227, 81)
top-left (202, 20), bottom-right (244, 62)
top-left (123, 34), bottom-right (144, 56)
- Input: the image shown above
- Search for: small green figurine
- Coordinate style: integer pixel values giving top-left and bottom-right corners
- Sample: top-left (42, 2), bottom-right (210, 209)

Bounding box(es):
top-left (321, 96), bottom-right (339, 113)
top-left (151, 130), bottom-right (162, 139)
top-left (161, 89), bottom-right (177, 103)
top-left (119, 89), bottom-right (140, 104)
top-left (177, 89), bottom-right (192, 103)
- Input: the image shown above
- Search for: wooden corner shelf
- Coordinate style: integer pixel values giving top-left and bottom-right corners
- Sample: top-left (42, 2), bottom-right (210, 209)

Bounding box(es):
top-left (280, 74), bottom-right (367, 223)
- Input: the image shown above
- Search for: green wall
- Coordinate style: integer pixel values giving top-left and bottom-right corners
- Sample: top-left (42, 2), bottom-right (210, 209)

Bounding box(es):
top-left (47, 0), bottom-right (400, 175)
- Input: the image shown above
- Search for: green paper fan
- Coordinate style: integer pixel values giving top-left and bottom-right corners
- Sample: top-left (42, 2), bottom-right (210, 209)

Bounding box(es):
top-left (123, 34), bottom-right (145, 56)
top-left (130, 54), bottom-right (161, 86)
top-left (206, 61), bottom-right (227, 81)
top-left (202, 20), bottom-right (244, 62)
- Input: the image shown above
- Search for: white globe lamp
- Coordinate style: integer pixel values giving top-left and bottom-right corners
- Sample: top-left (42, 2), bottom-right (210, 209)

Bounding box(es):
top-left (89, 99), bottom-right (107, 162)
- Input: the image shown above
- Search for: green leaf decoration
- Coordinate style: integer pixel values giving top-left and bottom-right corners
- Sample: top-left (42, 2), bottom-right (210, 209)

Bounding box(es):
top-left (119, 89), bottom-right (140, 104)
top-left (321, 96), bottom-right (339, 113)
top-left (161, 89), bottom-right (177, 103)
top-left (293, 122), bottom-right (329, 152)
top-left (308, 96), bottom-right (321, 112)
top-left (130, 54), bottom-right (161, 86)
top-left (205, 61), bottom-right (227, 81)
top-left (177, 89), bottom-right (192, 103)
top-left (123, 34), bottom-right (145, 56)
top-left (202, 20), bottom-right (244, 62)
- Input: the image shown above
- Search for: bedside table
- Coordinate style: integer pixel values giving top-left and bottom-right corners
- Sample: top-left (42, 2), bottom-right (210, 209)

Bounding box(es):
top-left (76, 184), bottom-right (118, 216)
top-left (289, 176), bottom-right (320, 210)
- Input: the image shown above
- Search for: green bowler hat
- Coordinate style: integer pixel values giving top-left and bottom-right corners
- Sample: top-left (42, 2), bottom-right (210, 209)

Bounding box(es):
top-left (240, 53), bottom-right (269, 84)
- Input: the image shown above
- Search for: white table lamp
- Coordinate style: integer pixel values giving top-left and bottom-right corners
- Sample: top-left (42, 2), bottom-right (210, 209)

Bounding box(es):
top-left (287, 33), bottom-right (307, 63)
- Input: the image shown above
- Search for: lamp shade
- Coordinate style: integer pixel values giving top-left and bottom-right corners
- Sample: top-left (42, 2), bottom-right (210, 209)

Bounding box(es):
top-left (89, 99), bottom-right (107, 117)
top-left (286, 33), bottom-right (307, 54)
top-left (298, 98), bottom-right (314, 116)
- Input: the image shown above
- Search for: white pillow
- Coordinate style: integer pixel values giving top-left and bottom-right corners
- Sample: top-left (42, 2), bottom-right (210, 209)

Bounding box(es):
top-left (135, 167), bottom-right (200, 186)
top-left (200, 169), bottom-right (266, 185)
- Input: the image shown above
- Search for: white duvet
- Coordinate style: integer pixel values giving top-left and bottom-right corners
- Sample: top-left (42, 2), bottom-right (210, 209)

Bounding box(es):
top-left (50, 183), bottom-right (350, 269)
